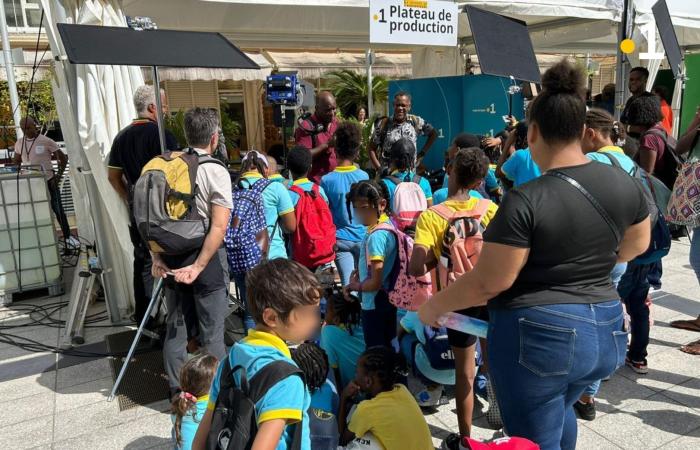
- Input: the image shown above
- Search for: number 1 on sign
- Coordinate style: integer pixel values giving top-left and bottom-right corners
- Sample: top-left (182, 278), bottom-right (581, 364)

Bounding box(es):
top-left (639, 22), bottom-right (665, 61)
top-left (378, 8), bottom-right (386, 23)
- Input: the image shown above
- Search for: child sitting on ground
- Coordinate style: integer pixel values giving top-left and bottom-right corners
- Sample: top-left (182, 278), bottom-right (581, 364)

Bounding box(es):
top-left (343, 180), bottom-right (398, 349)
top-left (192, 259), bottom-right (322, 450)
top-left (171, 352), bottom-right (218, 450)
top-left (291, 342), bottom-right (340, 450)
top-left (338, 346), bottom-right (433, 449)
top-left (320, 292), bottom-right (366, 389)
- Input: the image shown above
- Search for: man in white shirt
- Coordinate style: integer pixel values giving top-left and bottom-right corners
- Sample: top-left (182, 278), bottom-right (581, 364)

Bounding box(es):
top-left (13, 117), bottom-right (71, 240)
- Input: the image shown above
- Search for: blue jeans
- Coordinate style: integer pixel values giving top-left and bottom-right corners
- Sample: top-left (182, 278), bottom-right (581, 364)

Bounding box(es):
top-left (232, 272), bottom-right (255, 331)
top-left (584, 262), bottom-right (627, 397)
top-left (691, 227), bottom-right (700, 285)
top-left (488, 301), bottom-right (626, 450)
top-left (618, 261), bottom-right (652, 362)
top-left (335, 239), bottom-right (361, 286)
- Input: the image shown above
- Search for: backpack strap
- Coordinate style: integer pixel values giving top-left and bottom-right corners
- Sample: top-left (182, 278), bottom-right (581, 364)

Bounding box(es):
top-left (384, 174), bottom-right (402, 185)
top-left (601, 152), bottom-right (623, 171)
top-left (289, 185), bottom-right (304, 196)
top-left (643, 128), bottom-right (684, 166)
top-left (430, 199), bottom-right (491, 222)
top-left (247, 360), bottom-right (305, 404)
top-left (411, 174), bottom-right (421, 184)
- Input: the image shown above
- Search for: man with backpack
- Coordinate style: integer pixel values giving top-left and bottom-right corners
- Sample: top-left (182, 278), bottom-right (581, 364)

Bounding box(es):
top-left (369, 91), bottom-right (438, 171)
top-left (286, 146), bottom-right (337, 270)
top-left (139, 107), bottom-right (233, 396)
top-left (294, 91), bottom-right (339, 184)
top-left (409, 147), bottom-right (500, 449)
top-left (107, 85), bottom-right (179, 330)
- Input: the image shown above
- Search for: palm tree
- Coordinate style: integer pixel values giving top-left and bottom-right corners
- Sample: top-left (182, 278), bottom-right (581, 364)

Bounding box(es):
top-left (325, 69), bottom-right (388, 118)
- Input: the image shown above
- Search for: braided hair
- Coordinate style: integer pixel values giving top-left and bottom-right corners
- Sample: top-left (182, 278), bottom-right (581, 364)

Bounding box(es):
top-left (389, 137), bottom-right (416, 172)
top-left (586, 108), bottom-right (626, 146)
top-left (346, 179), bottom-right (391, 221)
top-left (358, 346), bottom-right (401, 391)
top-left (235, 151), bottom-right (268, 187)
top-left (291, 343), bottom-right (329, 394)
top-left (328, 292), bottom-right (362, 335)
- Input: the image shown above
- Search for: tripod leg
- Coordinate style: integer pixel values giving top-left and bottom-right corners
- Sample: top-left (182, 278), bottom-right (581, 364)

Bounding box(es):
top-left (108, 277), bottom-right (165, 402)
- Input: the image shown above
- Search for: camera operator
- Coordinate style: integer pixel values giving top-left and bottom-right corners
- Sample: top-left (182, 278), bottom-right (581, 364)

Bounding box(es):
top-left (294, 91), bottom-right (339, 184)
top-left (107, 85), bottom-right (179, 328)
top-left (369, 91), bottom-right (438, 172)
top-left (12, 116), bottom-right (71, 241)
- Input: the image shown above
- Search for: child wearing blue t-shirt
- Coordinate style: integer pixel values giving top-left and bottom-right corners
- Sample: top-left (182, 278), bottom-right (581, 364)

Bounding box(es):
top-left (382, 138), bottom-right (433, 207)
top-left (344, 180), bottom-right (398, 349)
top-left (291, 343), bottom-right (340, 450)
top-left (171, 352), bottom-right (218, 450)
top-left (192, 259), bottom-right (322, 450)
top-left (321, 293), bottom-right (366, 389)
top-left (321, 123), bottom-right (370, 286)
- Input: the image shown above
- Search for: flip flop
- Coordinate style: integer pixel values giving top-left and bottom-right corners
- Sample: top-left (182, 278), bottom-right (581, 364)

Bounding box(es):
top-left (669, 319), bottom-right (700, 332)
top-left (680, 339), bottom-right (700, 355)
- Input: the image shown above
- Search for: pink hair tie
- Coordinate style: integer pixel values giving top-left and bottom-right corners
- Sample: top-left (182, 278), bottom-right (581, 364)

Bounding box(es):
top-left (179, 392), bottom-right (197, 402)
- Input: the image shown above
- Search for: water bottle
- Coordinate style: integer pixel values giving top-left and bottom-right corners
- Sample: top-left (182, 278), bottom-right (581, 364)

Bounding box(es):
top-left (438, 311), bottom-right (489, 339)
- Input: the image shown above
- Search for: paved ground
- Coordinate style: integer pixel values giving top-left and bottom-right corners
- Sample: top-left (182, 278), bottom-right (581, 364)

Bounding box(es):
top-left (0, 237), bottom-right (698, 449)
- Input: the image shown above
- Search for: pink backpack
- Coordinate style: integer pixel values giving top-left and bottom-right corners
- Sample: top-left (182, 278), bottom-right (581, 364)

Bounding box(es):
top-left (385, 174), bottom-right (428, 235)
top-left (367, 222), bottom-right (432, 311)
top-left (430, 200), bottom-right (491, 290)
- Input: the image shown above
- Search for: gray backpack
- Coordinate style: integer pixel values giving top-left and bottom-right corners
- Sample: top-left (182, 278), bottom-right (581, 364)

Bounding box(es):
top-left (132, 148), bottom-right (224, 255)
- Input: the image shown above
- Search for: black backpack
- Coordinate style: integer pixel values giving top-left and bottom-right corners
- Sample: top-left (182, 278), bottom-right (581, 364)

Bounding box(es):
top-left (600, 153), bottom-right (659, 227)
top-left (641, 128), bottom-right (684, 190)
top-left (207, 357), bottom-right (305, 450)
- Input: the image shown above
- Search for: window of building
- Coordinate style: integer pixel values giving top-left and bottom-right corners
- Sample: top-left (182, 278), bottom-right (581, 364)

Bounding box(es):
top-left (4, 0), bottom-right (42, 32)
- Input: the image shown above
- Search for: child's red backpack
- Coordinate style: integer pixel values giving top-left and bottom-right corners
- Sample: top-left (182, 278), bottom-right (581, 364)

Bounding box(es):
top-left (429, 200), bottom-right (490, 290)
top-left (290, 184), bottom-right (336, 269)
top-left (367, 222), bottom-right (431, 311)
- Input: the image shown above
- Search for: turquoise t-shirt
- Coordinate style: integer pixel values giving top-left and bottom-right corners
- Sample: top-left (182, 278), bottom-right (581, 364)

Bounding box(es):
top-left (320, 166), bottom-right (370, 243)
top-left (502, 149), bottom-right (541, 187)
top-left (320, 324), bottom-right (365, 389)
top-left (443, 167), bottom-right (498, 192)
top-left (172, 397), bottom-right (208, 450)
top-left (587, 146), bottom-right (637, 175)
top-left (309, 377), bottom-right (339, 414)
top-left (358, 215), bottom-right (397, 310)
top-left (432, 187), bottom-right (483, 206)
top-left (241, 172), bottom-right (294, 260)
top-left (288, 177), bottom-right (329, 206)
top-left (382, 171), bottom-right (433, 206)
top-left (208, 330), bottom-right (311, 450)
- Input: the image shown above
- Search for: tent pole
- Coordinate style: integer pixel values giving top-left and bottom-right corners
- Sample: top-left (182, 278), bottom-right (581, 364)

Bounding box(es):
top-left (0, 1), bottom-right (23, 140)
top-left (152, 66), bottom-right (167, 153)
top-left (366, 48), bottom-right (374, 117)
top-left (615, 0), bottom-right (631, 121)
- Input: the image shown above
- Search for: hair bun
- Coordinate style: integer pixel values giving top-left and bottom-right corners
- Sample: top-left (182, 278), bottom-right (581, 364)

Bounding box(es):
top-left (541, 59), bottom-right (587, 98)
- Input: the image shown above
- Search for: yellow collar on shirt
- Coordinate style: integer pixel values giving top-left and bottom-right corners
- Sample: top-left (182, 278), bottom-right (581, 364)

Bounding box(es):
top-left (269, 174), bottom-right (284, 180)
top-left (598, 145), bottom-right (624, 154)
top-left (292, 177), bottom-right (310, 186)
top-left (242, 171), bottom-right (263, 179)
top-left (334, 165), bottom-right (357, 173)
top-left (368, 213), bottom-right (391, 232)
top-left (242, 329), bottom-right (291, 358)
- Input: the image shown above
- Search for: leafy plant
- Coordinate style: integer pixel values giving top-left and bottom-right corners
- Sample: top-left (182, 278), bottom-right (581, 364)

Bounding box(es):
top-left (219, 107), bottom-right (242, 150)
top-left (0, 80), bottom-right (57, 146)
top-left (326, 70), bottom-right (388, 118)
top-left (164, 110), bottom-right (186, 149)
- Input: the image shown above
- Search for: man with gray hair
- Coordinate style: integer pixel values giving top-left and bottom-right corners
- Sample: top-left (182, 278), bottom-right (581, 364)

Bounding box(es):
top-left (150, 107), bottom-right (233, 395)
top-left (107, 85), bottom-right (179, 328)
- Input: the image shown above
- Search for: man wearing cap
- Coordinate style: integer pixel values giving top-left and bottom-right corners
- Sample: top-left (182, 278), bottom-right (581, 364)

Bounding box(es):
top-left (294, 91), bottom-right (339, 184)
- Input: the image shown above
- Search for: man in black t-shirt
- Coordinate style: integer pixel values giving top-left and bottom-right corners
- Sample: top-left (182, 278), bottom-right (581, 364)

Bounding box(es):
top-left (107, 85), bottom-right (179, 326)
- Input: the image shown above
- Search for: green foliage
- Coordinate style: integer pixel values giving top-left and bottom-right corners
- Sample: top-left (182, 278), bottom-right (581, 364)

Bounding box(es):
top-left (219, 106), bottom-right (242, 150)
top-left (164, 110), bottom-right (186, 148)
top-left (0, 80), bottom-right (57, 144)
top-left (325, 69), bottom-right (388, 118)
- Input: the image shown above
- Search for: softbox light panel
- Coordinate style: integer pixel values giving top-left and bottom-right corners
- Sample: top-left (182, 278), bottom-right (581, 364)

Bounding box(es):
top-left (465, 6), bottom-right (541, 83)
top-left (652, 0), bottom-right (683, 79)
top-left (57, 24), bottom-right (259, 69)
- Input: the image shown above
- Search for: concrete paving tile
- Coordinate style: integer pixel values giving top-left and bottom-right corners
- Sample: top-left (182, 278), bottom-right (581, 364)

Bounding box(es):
top-left (660, 377), bottom-right (700, 412)
top-left (651, 292), bottom-right (700, 318)
top-left (52, 412), bottom-right (172, 450)
top-left (617, 345), bottom-right (700, 393)
top-left (661, 426), bottom-right (700, 450)
top-left (575, 425), bottom-right (622, 449)
top-left (54, 357), bottom-right (112, 389)
top-left (593, 372), bottom-right (658, 418)
top-left (0, 371), bottom-right (55, 402)
top-left (586, 393), bottom-right (700, 449)
top-left (0, 389), bottom-right (54, 427)
top-left (0, 414), bottom-right (54, 449)
top-left (54, 376), bottom-right (113, 412)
